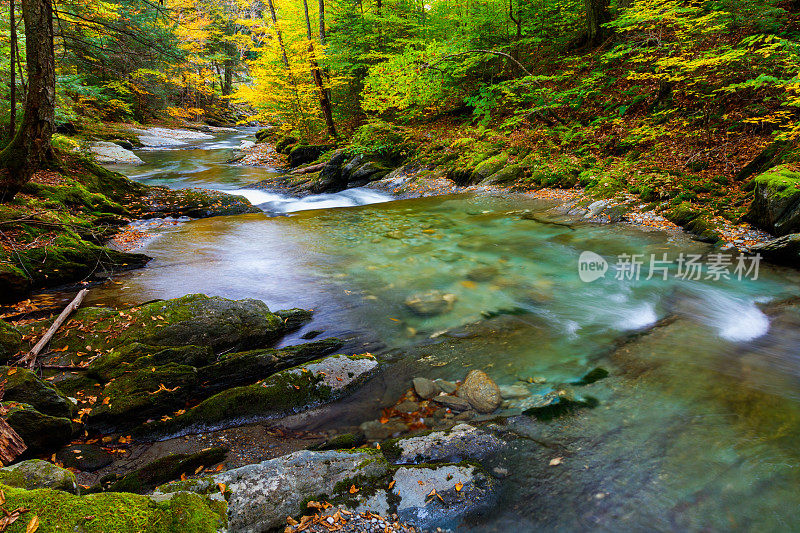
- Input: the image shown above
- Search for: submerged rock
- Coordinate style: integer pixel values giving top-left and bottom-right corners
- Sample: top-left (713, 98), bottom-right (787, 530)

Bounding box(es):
top-left (518, 389), bottom-right (599, 420)
top-left (0, 459), bottom-right (77, 493)
top-left (458, 370), bottom-right (502, 413)
top-left (432, 395), bottom-right (472, 412)
top-left (383, 423), bottom-right (505, 464)
top-left (404, 291), bottom-right (457, 317)
top-left (361, 419), bottom-right (410, 440)
top-left (412, 377), bottom-right (440, 399)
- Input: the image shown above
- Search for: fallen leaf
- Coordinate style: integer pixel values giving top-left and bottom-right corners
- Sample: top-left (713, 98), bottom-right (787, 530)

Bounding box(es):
top-left (26, 515), bottom-right (39, 533)
top-left (388, 480), bottom-right (395, 490)
top-left (455, 482), bottom-right (463, 492)
top-left (217, 483), bottom-right (226, 494)
top-left (194, 465), bottom-right (204, 474)
top-left (549, 457), bottom-right (563, 466)
top-left (348, 484), bottom-right (359, 494)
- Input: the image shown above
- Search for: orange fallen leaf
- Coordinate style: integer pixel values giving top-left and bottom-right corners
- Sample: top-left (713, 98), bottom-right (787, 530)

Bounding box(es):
top-left (26, 516), bottom-right (39, 533)
top-left (348, 484), bottom-right (359, 494)
top-left (455, 482), bottom-right (463, 492)
top-left (388, 480), bottom-right (395, 490)
top-left (217, 483), bottom-right (226, 494)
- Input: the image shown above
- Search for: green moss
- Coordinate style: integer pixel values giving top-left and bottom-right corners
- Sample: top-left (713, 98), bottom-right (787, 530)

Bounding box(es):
top-left (0, 484), bottom-right (226, 533)
top-left (0, 320), bottom-right (22, 362)
top-left (750, 165), bottom-right (800, 200)
top-left (102, 448), bottom-right (227, 494)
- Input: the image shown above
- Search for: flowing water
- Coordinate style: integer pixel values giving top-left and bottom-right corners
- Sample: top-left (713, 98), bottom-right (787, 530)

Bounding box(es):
top-left (98, 129), bottom-right (800, 531)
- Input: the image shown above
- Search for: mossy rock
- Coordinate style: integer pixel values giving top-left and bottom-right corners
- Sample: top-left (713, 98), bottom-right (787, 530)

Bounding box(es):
top-left (3, 403), bottom-right (73, 454)
top-left (196, 338), bottom-right (344, 395)
top-left (56, 444), bottom-right (113, 472)
top-left (86, 363), bottom-right (198, 432)
top-left (0, 366), bottom-right (72, 418)
top-left (0, 460), bottom-right (77, 493)
top-left (470, 153), bottom-right (509, 183)
top-left (0, 484), bottom-right (226, 533)
top-left (126, 186), bottom-right (261, 219)
top-left (744, 165), bottom-right (800, 236)
top-left (288, 144), bottom-right (335, 167)
top-left (42, 294), bottom-right (289, 356)
top-left (665, 202), bottom-right (702, 226)
top-left (20, 181), bottom-right (127, 216)
top-left (0, 320), bottom-right (22, 362)
top-left (88, 343), bottom-right (216, 381)
top-left (101, 447), bottom-right (227, 494)
top-left (140, 354), bottom-right (378, 439)
top-left (482, 164), bottom-right (523, 185)
top-left (0, 263), bottom-right (31, 303)
top-left (275, 135), bottom-right (299, 154)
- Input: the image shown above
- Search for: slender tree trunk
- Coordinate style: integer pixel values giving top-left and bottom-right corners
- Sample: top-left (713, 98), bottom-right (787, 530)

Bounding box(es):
top-left (584, 0), bottom-right (611, 47)
top-left (0, 0), bottom-right (55, 202)
top-left (318, 0), bottom-right (325, 44)
top-left (302, 0), bottom-right (337, 140)
top-left (266, 0), bottom-right (308, 136)
top-left (8, 0), bottom-right (17, 140)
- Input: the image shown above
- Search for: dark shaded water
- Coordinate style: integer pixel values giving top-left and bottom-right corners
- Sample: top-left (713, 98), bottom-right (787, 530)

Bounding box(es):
top-left (98, 129), bottom-right (800, 531)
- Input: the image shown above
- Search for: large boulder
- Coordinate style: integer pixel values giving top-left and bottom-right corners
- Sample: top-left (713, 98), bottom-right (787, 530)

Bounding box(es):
top-left (0, 320), bottom-right (22, 363)
top-left (751, 234), bottom-right (800, 266)
top-left (312, 150), bottom-right (350, 193)
top-left (157, 449), bottom-right (497, 532)
top-left (287, 144), bottom-right (334, 167)
top-left (56, 444), bottom-right (113, 472)
top-left (482, 164), bottom-right (523, 185)
top-left (45, 295), bottom-right (290, 355)
top-left (140, 354), bottom-right (378, 438)
top-left (127, 187), bottom-right (261, 219)
top-left (157, 450), bottom-right (389, 532)
top-left (744, 165), bottom-right (800, 235)
top-left (457, 370), bottom-right (502, 413)
top-left (348, 161), bottom-right (392, 185)
top-left (0, 366), bottom-right (72, 418)
top-left (90, 141), bottom-right (144, 165)
top-left (3, 403), bottom-right (73, 454)
top-left (470, 153), bottom-right (509, 184)
top-left (0, 460), bottom-right (77, 493)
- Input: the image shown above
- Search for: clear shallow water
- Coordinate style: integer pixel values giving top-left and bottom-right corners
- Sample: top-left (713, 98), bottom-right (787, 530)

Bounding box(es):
top-left (97, 129), bottom-right (800, 531)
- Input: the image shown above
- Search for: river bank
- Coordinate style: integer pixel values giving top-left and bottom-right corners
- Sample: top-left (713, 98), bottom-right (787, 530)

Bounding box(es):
top-left (242, 124), bottom-right (793, 260)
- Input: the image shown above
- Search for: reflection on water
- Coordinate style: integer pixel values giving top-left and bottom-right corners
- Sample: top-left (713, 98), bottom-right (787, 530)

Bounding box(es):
top-left (96, 129), bottom-right (800, 531)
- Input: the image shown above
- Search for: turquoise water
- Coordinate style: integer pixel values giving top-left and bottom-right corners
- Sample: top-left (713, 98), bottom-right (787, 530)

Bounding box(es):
top-left (95, 129), bottom-right (800, 531)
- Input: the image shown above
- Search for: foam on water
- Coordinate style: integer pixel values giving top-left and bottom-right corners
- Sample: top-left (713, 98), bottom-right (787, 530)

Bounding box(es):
top-left (230, 187), bottom-right (393, 213)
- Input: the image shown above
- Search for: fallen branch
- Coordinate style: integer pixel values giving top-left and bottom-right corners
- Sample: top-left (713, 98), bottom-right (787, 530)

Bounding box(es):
top-left (0, 418), bottom-right (26, 465)
top-left (290, 162), bottom-right (327, 175)
top-left (17, 288), bottom-right (88, 369)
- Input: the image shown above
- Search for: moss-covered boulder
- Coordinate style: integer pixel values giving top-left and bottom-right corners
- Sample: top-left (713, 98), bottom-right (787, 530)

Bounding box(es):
top-left (0, 366), bottom-right (72, 418)
top-left (0, 460), bottom-right (77, 493)
top-left (348, 161), bottom-right (392, 185)
top-left (126, 186), bottom-right (261, 219)
top-left (275, 135), bottom-right (299, 154)
top-left (0, 263), bottom-right (31, 302)
top-left (99, 447), bottom-right (227, 494)
top-left (482, 164), bottom-right (523, 185)
top-left (3, 403), bottom-right (73, 454)
top-left (88, 343), bottom-right (216, 381)
top-left (140, 354), bottom-right (378, 438)
top-left (311, 149), bottom-right (350, 193)
top-left (195, 338), bottom-right (344, 394)
top-left (42, 295), bottom-right (289, 356)
top-left (0, 320), bottom-right (22, 362)
top-left (287, 144), bottom-right (334, 167)
top-left (87, 363), bottom-right (199, 432)
top-left (0, 484), bottom-right (226, 533)
top-left (744, 165), bottom-right (800, 235)
top-left (470, 153), bottom-right (509, 183)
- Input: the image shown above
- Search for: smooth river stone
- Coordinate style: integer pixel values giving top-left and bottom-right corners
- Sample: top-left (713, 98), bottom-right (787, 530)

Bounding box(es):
top-left (458, 370), bottom-right (502, 413)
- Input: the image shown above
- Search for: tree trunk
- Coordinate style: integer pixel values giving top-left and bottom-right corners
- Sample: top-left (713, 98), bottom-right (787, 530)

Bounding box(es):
top-left (0, 0), bottom-right (55, 202)
top-left (584, 0), bottom-right (611, 47)
top-left (318, 0), bottom-right (325, 44)
top-left (222, 58), bottom-right (234, 97)
top-left (8, 0), bottom-right (17, 141)
top-left (266, 0), bottom-right (308, 135)
top-left (302, 0), bottom-right (337, 140)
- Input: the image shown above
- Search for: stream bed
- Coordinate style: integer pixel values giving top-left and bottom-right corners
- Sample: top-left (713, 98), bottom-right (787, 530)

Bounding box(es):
top-left (99, 129), bottom-right (800, 531)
